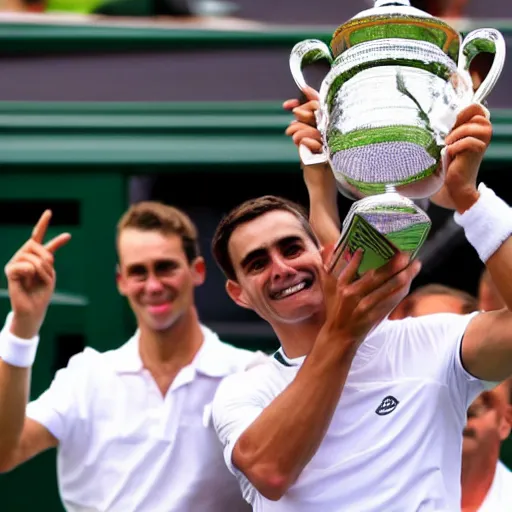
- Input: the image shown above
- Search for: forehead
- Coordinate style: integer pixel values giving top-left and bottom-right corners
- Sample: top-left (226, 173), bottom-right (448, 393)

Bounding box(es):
top-left (413, 294), bottom-right (465, 316)
top-left (118, 229), bottom-right (186, 266)
top-left (228, 210), bottom-right (311, 262)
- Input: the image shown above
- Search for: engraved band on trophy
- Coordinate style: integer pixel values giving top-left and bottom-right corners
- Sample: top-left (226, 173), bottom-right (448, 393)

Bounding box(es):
top-left (289, 0), bottom-right (506, 276)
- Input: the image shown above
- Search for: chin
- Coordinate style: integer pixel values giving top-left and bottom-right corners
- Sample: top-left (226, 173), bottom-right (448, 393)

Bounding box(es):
top-left (272, 303), bottom-right (321, 324)
top-left (144, 313), bottom-right (179, 332)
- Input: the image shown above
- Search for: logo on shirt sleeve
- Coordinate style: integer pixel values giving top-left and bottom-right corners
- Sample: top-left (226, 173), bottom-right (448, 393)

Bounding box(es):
top-left (375, 396), bottom-right (399, 416)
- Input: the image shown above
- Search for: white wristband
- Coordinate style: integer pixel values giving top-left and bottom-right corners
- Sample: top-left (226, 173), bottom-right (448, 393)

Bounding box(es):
top-left (454, 183), bottom-right (512, 263)
top-left (0, 313), bottom-right (40, 368)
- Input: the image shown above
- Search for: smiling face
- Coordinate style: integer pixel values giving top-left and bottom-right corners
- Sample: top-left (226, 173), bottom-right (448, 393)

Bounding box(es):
top-left (225, 210), bottom-right (325, 325)
top-left (116, 228), bottom-right (205, 332)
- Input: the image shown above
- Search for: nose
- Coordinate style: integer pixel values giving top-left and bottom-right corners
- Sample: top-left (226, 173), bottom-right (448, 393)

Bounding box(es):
top-left (145, 274), bottom-right (165, 294)
top-left (270, 254), bottom-right (295, 282)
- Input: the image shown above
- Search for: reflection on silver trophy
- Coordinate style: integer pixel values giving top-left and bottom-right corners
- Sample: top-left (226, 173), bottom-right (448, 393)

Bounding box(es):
top-left (290, 0), bottom-right (506, 276)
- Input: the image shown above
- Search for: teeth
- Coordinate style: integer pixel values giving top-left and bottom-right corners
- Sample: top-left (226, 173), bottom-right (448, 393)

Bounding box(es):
top-left (276, 282), bottom-right (306, 299)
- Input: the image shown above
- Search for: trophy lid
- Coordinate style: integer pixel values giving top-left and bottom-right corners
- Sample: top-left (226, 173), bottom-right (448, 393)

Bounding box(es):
top-left (330, 0), bottom-right (461, 63)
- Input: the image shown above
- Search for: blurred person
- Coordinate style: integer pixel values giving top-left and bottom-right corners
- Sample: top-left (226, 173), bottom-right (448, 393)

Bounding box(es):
top-left (207, 90), bottom-right (512, 511)
top-left (0, 203), bottom-right (260, 511)
top-left (390, 284), bottom-right (478, 319)
top-left (411, 0), bottom-right (469, 18)
top-left (479, 267), bottom-right (506, 312)
top-left (462, 384), bottom-right (512, 512)
top-left (0, 0), bottom-right (45, 12)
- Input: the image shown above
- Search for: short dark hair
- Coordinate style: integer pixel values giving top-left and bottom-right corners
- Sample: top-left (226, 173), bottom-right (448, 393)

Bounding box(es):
top-left (117, 201), bottom-right (200, 263)
top-left (406, 283), bottom-right (478, 316)
top-left (211, 195), bottom-right (319, 281)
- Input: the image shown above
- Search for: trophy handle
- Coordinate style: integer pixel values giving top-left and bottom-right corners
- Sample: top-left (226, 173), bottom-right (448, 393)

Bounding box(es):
top-left (459, 28), bottom-right (506, 104)
top-left (289, 39), bottom-right (333, 166)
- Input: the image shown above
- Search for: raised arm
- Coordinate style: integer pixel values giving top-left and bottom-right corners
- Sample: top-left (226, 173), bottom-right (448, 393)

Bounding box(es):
top-left (430, 104), bottom-right (512, 381)
top-left (215, 251), bottom-right (420, 500)
top-left (284, 88), bottom-right (341, 246)
top-left (0, 211), bottom-right (70, 472)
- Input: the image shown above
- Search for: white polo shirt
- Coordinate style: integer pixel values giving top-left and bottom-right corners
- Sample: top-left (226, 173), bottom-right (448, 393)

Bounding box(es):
top-left (213, 312), bottom-right (484, 511)
top-left (478, 461), bottom-right (512, 511)
top-left (26, 325), bottom-right (261, 512)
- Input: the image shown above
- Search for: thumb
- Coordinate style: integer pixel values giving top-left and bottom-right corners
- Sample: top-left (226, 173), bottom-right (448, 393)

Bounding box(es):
top-left (304, 86), bottom-right (320, 102)
top-left (318, 243), bottom-right (337, 297)
top-left (320, 243), bottom-right (335, 269)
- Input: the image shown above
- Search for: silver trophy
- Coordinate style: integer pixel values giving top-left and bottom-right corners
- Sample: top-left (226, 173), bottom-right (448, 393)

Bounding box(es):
top-left (290, 0), bottom-right (506, 275)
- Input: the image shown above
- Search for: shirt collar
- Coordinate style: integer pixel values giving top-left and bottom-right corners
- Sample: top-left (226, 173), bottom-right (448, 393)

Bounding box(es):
top-left (273, 347), bottom-right (305, 367)
top-left (110, 324), bottom-right (244, 378)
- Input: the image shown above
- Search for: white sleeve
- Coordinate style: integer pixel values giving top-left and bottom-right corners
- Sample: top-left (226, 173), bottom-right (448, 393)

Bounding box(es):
top-left (212, 370), bottom-right (266, 504)
top-left (395, 312), bottom-right (484, 408)
top-left (26, 349), bottom-right (94, 444)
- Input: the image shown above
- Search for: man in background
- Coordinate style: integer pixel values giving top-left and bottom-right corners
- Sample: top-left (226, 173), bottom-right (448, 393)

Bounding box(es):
top-left (0, 202), bottom-right (256, 511)
top-left (390, 283), bottom-right (478, 319)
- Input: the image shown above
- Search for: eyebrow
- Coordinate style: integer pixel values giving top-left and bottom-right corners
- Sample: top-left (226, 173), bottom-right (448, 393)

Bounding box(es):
top-left (239, 236), bottom-right (303, 269)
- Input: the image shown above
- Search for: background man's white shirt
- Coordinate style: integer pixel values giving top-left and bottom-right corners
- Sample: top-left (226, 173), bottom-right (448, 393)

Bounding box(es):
top-left (213, 313), bottom-right (483, 512)
top-left (478, 461), bottom-right (512, 512)
top-left (26, 325), bottom-right (260, 512)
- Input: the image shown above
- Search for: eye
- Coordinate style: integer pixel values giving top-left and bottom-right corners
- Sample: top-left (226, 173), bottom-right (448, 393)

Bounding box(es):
top-left (128, 265), bottom-right (148, 281)
top-left (248, 258), bottom-right (267, 274)
top-left (283, 243), bottom-right (303, 258)
top-left (155, 261), bottom-right (178, 276)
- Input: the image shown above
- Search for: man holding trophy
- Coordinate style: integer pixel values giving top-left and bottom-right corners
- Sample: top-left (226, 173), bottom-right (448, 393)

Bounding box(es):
top-left (210, 0), bottom-right (512, 510)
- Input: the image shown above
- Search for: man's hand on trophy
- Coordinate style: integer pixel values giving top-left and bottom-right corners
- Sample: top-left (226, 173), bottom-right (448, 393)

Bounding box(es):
top-left (430, 103), bottom-right (492, 213)
top-left (284, 86), bottom-right (322, 154)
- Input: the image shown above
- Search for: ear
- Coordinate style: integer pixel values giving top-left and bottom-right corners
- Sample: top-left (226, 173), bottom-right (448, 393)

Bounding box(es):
top-left (505, 405), bottom-right (512, 428)
top-left (500, 404), bottom-right (512, 440)
top-left (226, 279), bottom-right (251, 309)
top-left (191, 257), bottom-right (206, 287)
top-left (116, 264), bottom-right (127, 297)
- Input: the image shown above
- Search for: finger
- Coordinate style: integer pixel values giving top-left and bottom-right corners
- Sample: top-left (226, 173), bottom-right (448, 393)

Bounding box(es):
top-left (303, 86), bottom-right (320, 102)
top-left (321, 248), bottom-right (362, 301)
top-left (334, 248), bottom-right (364, 286)
top-left (357, 259), bottom-right (422, 320)
top-left (292, 104), bottom-right (319, 126)
top-left (292, 127), bottom-right (322, 146)
top-left (285, 121), bottom-right (303, 136)
top-left (317, 243), bottom-right (337, 295)
top-left (24, 240), bottom-right (55, 266)
top-left (452, 104), bottom-right (490, 129)
top-left (31, 210), bottom-right (52, 244)
top-left (283, 98), bottom-right (301, 111)
top-left (286, 122), bottom-right (321, 139)
top-left (445, 120), bottom-right (492, 146)
top-left (300, 138), bottom-right (323, 153)
top-left (16, 253), bottom-right (54, 284)
top-left (45, 233), bottom-right (72, 254)
top-left (446, 138), bottom-right (487, 159)
top-left (5, 261), bottom-right (36, 281)
top-left (351, 252), bottom-right (411, 297)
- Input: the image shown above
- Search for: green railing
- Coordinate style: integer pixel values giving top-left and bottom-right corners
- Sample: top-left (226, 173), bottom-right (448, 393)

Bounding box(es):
top-left (0, 101), bottom-right (510, 167)
top-left (0, 18), bottom-right (511, 54)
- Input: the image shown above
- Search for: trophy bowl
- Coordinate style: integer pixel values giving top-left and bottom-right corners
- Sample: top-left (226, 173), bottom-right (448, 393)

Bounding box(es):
top-left (290, 0), bottom-right (506, 201)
